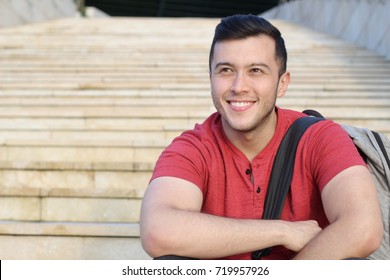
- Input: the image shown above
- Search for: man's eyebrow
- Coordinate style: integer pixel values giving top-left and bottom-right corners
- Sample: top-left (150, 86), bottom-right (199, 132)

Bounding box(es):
top-left (214, 62), bottom-right (233, 69)
top-left (249, 62), bottom-right (271, 70)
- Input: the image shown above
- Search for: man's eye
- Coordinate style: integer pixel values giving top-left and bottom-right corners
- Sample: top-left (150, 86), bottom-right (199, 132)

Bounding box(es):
top-left (251, 68), bottom-right (263, 73)
top-left (217, 67), bottom-right (233, 74)
top-left (220, 68), bottom-right (232, 72)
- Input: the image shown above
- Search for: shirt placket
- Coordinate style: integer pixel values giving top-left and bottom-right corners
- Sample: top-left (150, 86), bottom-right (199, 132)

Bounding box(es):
top-left (251, 163), bottom-right (267, 215)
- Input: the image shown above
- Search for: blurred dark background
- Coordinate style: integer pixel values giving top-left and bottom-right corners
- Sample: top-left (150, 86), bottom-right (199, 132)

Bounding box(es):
top-left (85, 0), bottom-right (281, 17)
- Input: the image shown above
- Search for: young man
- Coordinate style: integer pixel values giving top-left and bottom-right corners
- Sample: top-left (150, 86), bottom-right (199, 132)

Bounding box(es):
top-left (140, 14), bottom-right (383, 260)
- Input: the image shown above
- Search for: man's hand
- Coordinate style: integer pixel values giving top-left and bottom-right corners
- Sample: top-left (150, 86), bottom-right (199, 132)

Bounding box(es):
top-left (283, 220), bottom-right (322, 252)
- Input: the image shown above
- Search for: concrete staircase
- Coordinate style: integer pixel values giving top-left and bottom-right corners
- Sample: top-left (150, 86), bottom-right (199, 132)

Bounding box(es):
top-left (0, 17), bottom-right (389, 259)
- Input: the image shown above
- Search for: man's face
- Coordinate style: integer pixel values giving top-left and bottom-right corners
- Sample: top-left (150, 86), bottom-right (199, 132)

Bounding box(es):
top-left (210, 35), bottom-right (289, 136)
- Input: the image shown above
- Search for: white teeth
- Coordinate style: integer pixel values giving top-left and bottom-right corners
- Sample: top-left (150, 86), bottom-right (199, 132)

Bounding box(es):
top-left (230, 101), bottom-right (252, 107)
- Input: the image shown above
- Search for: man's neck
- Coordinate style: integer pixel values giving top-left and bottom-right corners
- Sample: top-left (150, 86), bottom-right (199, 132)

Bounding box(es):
top-left (222, 112), bottom-right (278, 162)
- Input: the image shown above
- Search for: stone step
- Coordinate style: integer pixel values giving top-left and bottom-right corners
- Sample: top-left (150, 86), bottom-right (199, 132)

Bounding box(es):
top-left (0, 117), bottom-right (196, 132)
top-left (0, 194), bottom-right (142, 223)
top-left (0, 221), bottom-right (148, 259)
top-left (0, 107), bottom-right (214, 121)
top-left (0, 140), bottom-right (166, 163)
top-left (0, 161), bottom-right (152, 192)
top-left (0, 129), bottom-right (182, 142)
top-left (0, 160), bottom-right (150, 223)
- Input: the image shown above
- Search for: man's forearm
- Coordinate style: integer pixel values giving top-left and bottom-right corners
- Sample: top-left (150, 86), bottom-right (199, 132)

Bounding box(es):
top-left (141, 207), bottom-right (321, 259)
top-left (293, 216), bottom-right (381, 260)
top-left (142, 208), bottom-right (281, 259)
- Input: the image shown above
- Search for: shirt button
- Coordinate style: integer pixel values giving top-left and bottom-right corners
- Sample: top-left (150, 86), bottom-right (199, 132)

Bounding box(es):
top-left (246, 169), bottom-right (251, 175)
top-left (256, 187), bottom-right (261, 193)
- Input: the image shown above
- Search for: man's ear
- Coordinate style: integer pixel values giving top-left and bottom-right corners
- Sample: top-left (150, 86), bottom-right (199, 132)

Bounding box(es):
top-left (277, 71), bottom-right (291, 98)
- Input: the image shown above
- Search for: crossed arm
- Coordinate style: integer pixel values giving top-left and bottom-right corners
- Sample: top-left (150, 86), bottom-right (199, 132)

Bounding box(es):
top-left (140, 166), bottom-right (383, 259)
top-left (293, 165), bottom-right (383, 259)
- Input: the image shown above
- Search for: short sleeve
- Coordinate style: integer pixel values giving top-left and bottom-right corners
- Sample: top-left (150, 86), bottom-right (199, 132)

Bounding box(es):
top-left (305, 121), bottom-right (366, 191)
top-left (150, 133), bottom-right (208, 192)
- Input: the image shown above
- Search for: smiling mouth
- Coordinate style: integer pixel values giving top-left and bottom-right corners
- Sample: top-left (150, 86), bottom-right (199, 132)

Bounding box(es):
top-left (229, 101), bottom-right (254, 107)
top-left (228, 101), bottom-right (256, 112)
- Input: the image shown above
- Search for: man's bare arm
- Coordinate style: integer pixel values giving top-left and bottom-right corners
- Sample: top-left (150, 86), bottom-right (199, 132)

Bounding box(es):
top-left (293, 166), bottom-right (384, 259)
top-left (140, 176), bottom-right (321, 259)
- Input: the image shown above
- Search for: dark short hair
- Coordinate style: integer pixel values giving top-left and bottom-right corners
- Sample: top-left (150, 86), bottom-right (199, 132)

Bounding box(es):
top-left (209, 14), bottom-right (287, 77)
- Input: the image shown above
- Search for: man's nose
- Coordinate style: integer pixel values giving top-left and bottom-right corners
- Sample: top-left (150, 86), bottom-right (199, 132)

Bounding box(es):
top-left (231, 72), bottom-right (250, 94)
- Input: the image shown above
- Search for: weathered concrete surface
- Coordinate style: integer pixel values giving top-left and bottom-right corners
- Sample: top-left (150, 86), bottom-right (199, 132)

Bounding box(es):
top-left (0, 0), bottom-right (77, 27)
top-left (262, 0), bottom-right (390, 60)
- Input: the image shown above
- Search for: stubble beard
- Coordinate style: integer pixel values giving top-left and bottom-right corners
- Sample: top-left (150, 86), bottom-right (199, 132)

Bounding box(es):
top-left (212, 95), bottom-right (277, 135)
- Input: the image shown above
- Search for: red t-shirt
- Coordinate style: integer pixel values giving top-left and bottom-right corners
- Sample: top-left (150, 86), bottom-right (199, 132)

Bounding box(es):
top-left (150, 107), bottom-right (365, 259)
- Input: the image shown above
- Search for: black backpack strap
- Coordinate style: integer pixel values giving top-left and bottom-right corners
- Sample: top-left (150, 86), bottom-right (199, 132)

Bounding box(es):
top-left (252, 116), bottom-right (324, 260)
top-left (302, 109), bottom-right (325, 119)
top-left (372, 131), bottom-right (390, 169)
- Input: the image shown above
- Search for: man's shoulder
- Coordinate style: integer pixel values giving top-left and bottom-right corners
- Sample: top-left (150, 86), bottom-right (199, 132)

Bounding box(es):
top-left (164, 112), bottom-right (225, 158)
top-left (278, 107), bottom-right (305, 118)
top-left (179, 112), bottom-right (222, 141)
top-left (278, 107), bottom-right (343, 135)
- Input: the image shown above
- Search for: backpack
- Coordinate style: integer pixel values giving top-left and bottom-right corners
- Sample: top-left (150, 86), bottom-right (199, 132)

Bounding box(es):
top-left (252, 109), bottom-right (390, 260)
top-left (339, 119), bottom-right (390, 260)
